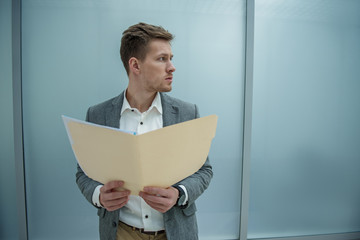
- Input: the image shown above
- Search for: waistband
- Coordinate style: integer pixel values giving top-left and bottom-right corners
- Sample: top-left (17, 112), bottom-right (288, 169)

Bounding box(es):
top-left (119, 221), bottom-right (166, 236)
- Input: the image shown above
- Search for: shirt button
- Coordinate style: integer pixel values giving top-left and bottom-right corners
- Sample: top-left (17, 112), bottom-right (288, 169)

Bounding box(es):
top-left (112, 221), bottom-right (117, 227)
top-left (131, 109), bottom-right (134, 112)
top-left (145, 215), bottom-right (148, 219)
top-left (140, 122), bottom-right (143, 125)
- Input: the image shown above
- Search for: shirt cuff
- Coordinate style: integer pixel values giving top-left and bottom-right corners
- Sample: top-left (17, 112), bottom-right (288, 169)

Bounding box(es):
top-left (178, 185), bottom-right (188, 206)
top-left (92, 185), bottom-right (103, 208)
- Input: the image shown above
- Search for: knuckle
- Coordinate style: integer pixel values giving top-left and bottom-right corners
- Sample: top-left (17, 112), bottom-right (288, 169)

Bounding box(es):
top-left (119, 191), bottom-right (127, 197)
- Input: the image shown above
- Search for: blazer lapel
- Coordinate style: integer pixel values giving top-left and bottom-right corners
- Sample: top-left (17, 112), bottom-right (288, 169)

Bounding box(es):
top-left (105, 91), bottom-right (124, 128)
top-left (106, 92), bottom-right (178, 128)
top-left (161, 93), bottom-right (179, 127)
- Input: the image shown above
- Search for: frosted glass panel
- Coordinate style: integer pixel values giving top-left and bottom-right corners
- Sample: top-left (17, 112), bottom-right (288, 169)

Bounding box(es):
top-left (0, 0), bottom-right (19, 239)
top-left (249, 0), bottom-right (360, 238)
top-left (22, 0), bottom-right (246, 239)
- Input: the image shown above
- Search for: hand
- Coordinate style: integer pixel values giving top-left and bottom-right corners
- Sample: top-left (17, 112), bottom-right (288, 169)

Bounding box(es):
top-left (100, 181), bottom-right (131, 211)
top-left (139, 186), bottom-right (179, 213)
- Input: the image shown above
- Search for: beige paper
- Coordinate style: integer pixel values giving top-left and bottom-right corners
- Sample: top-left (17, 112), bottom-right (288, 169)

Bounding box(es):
top-left (62, 115), bottom-right (217, 195)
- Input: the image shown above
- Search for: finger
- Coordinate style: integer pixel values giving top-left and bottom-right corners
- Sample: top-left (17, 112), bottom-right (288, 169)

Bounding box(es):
top-left (102, 190), bottom-right (131, 201)
top-left (104, 197), bottom-right (129, 211)
top-left (141, 198), bottom-right (167, 212)
top-left (101, 181), bottom-right (125, 193)
top-left (140, 192), bottom-right (174, 209)
top-left (103, 198), bottom-right (127, 208)
top-left (100, 188), bottom-right (130, 208)
top-left (143, 186), bottom-right (169, 197)
top-left (102, 193), bottom-right (130, 206)
top-left (143, 187), bottom-right (178, 202)
top-left (139, 191), bottom-right (163, 202)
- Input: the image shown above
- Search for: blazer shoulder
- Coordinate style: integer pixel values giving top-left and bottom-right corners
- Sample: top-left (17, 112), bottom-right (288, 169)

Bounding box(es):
top-left (161, 93), bottom-right (196, 110)
top-left (161, 93), bottom-right (199, 122)
top-left (88, 96), bottom-right (117, 112)
top-left (86, 94), bottom-right (123, 124)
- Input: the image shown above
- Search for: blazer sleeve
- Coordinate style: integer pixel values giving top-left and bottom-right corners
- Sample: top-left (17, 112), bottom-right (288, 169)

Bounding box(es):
top-left (75, 108), bottom-right (103, 208)
top-left (175, 104), bottom-right (213, 208)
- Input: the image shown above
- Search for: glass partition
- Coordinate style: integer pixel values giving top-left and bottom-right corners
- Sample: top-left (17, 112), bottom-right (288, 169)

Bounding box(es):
top-left (248, 0), bottom-right (360, 238)
top-left (22, 0), bottom-right (246, 239)
top-left (0, 0), bottom-right (19, 239)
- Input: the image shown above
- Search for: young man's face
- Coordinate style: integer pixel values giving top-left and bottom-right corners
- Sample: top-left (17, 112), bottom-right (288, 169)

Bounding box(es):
top-left (138, 39), bottom-right (176, 93)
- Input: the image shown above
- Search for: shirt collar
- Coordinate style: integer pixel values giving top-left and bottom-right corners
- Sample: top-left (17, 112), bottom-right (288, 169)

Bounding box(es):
top-left (121, 90), bottom-right (163, 115)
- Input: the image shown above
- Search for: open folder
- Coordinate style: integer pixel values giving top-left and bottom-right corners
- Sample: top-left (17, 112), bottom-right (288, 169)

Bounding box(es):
top-left (62, 115), bottom-right (217, 195)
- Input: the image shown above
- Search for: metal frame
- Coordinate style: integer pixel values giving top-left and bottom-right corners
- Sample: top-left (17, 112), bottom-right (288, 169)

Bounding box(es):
top-left (240, 0), bottom-right (255, 239)
top-left (12, 0), bottom-right (28, 239)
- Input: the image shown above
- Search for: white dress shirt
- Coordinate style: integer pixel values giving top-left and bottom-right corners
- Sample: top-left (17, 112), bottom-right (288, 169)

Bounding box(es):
top-left (92, 91), bottom-right (188, 231)
top-left (118, 92), bottom-right (164, 231)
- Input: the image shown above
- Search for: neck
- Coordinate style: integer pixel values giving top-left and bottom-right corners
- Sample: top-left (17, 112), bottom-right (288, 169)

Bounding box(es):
top-left (126, 86), bottom-right (157, 113)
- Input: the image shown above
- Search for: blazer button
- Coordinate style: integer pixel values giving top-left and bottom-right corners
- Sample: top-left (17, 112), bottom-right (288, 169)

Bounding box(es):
top-left (112, 221), bottom-right (117, 227)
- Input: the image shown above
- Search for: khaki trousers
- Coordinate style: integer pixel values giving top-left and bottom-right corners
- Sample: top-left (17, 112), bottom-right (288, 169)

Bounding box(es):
top-left (116, 221), bottom-right (167, 240)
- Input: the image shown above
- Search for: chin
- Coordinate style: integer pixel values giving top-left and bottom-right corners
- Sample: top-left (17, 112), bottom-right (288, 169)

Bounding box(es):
top-left (159, 87), bottom-right (172, 92)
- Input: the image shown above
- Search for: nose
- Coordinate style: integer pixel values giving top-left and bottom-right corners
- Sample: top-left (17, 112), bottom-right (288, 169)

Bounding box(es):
top-left (167, 61), bottom-right (176, 73)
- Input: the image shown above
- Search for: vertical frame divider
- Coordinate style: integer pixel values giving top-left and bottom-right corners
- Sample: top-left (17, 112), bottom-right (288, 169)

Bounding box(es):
top-left (240, 0), bottom-right (255, 240)
top-left (12, 0), bottom-right (28, 239)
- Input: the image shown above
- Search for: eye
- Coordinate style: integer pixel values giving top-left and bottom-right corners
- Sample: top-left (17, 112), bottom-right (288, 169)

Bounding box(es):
top-left (159, 57), bottom-right (166, 61)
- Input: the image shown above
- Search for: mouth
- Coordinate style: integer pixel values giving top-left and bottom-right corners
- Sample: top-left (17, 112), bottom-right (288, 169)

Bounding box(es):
top-left (165, 76), bottom-right (173, 82)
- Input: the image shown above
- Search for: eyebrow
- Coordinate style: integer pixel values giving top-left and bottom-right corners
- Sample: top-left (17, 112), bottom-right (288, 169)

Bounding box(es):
top-left (157, 53), bottom-right (174, 58)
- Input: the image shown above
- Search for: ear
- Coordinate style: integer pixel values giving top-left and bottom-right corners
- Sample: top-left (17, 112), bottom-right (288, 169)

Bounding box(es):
top-left (129, 57), bottom-right (140, 74)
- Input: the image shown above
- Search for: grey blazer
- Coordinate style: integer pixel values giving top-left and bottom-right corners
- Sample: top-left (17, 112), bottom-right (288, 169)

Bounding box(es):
top-left (76, 91), bottom-right (213, 240)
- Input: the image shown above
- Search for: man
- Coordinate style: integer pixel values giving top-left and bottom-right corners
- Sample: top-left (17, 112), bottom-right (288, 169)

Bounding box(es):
top-left (76, 22), bottom-right (213, 240)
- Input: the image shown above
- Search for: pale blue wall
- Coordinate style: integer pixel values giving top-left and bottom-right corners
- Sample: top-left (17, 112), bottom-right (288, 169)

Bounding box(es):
top-left (248, 0), bottom-right (360, 238)
top-left (4, 0), bottom-right (360, 240)
top-left (0, 0), bottom-right (19, 239)
top-left (21, 0), bottom-right (246, 239)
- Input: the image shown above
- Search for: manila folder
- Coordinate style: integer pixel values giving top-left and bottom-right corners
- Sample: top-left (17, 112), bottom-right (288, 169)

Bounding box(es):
top-left (63, 115), bottom-right (217, 195)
